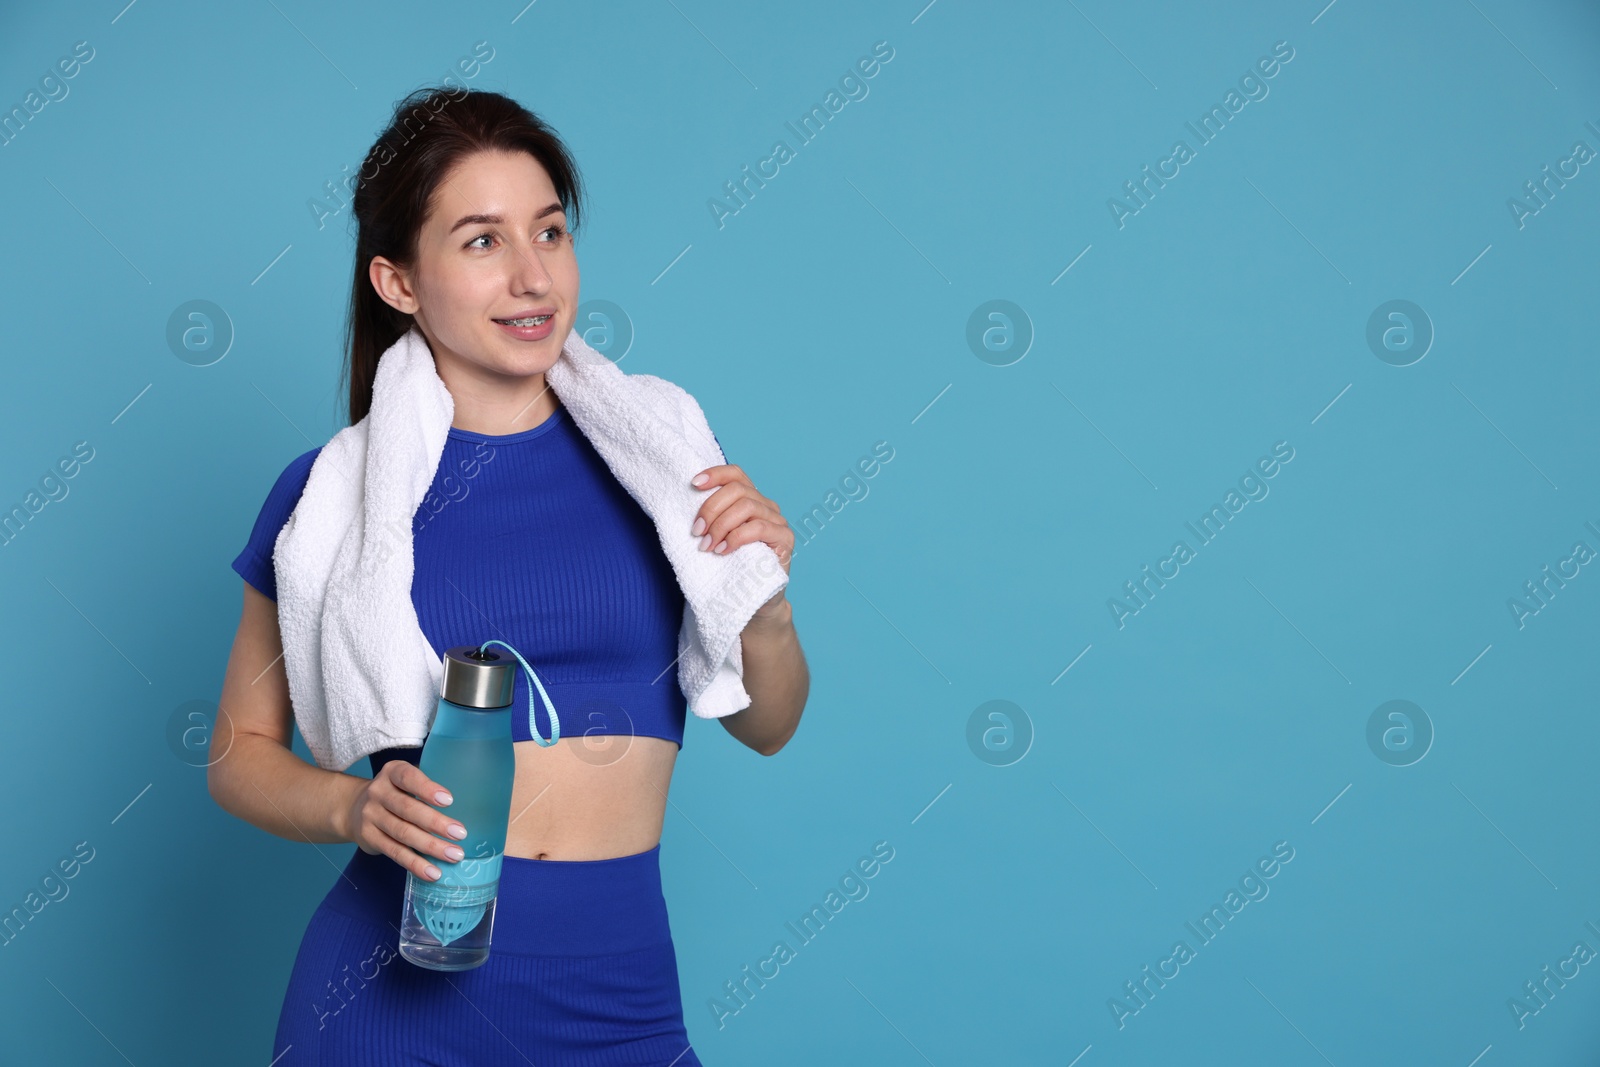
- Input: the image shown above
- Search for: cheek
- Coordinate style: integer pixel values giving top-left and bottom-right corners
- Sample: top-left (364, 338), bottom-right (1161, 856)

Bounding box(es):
top-left (418, 262), bottom-right (482, 318)
top-left (455, 270), bottom-right (513, 328)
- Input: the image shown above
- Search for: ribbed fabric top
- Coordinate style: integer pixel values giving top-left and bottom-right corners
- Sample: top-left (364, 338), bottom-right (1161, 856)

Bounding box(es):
top-left (231, 402), bottom-right (692, 772)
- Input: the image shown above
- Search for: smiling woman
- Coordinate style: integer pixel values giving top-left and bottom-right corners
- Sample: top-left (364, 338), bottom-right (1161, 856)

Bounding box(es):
top-left (209, 84), bottom-right (808, 1065)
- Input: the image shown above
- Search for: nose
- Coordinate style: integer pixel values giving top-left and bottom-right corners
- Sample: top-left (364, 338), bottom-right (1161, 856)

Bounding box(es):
top-left (508, 236), bottom-right (554, 292)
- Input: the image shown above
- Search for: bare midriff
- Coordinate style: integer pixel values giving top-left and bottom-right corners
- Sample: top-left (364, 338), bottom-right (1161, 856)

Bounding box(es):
top-left (503, 734), bottom-right (679, 861)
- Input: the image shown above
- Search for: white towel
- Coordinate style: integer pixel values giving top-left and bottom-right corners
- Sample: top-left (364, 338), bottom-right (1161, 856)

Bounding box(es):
top-left (272, 324), bottom-right (789, 773)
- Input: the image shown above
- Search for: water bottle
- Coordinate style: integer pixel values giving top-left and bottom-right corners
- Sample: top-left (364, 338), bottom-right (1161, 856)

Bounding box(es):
top-left (397, 644), bottom-right (520, 971)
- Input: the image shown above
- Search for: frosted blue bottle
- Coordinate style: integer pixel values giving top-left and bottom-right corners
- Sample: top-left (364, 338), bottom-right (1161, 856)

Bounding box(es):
top-left (398, 644), bottom-right (518, 971)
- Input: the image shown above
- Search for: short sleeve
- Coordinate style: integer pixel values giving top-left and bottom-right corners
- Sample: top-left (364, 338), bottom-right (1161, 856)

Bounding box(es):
top-left (232, 447), bottom-right (321, 601)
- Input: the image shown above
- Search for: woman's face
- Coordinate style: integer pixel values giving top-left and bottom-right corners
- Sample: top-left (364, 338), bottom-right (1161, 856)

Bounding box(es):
top-left (373, 148), bottom-right (579, 384)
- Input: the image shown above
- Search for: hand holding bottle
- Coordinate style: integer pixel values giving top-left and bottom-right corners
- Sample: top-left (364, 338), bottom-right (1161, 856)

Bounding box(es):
top-left (341, 759), bottom-right (468, 881)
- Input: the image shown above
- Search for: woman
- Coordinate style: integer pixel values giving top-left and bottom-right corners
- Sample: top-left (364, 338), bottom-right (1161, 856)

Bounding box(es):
top-left (209, 86), bottom-right (809, 1064)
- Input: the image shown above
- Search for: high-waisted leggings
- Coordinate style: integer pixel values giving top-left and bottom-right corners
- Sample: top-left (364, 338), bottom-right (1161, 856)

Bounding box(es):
top-left (271, 843), bottom-right (703, 1066)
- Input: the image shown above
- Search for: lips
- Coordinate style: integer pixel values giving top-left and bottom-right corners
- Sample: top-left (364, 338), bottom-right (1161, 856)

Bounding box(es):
top-left (491, 310), bottom-right (559, 341)
top-left (492, 308), bottom-right (555, 324)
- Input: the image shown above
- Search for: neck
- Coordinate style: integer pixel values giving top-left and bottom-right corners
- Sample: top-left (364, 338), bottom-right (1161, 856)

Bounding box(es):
top-left (447, 371), bottom-right (562, 435)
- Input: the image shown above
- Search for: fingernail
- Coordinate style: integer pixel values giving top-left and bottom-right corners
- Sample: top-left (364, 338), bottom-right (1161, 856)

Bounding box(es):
top-left (692, 517), bottom-right (706, 536)
top-left (692, 473), bottom-right (708, 487)
top-left (424, 864), bottom-right (441, 880)
top-left (445, 846), bottom-right (465, 861)
top-left (434, 791), bottom-right (452, 805)
top-left (713, 540), bottom-right (727, 554)
top-left (699, 535), bottom-right (710, 551)
top-left (448, 823), bottom-right (467, 839)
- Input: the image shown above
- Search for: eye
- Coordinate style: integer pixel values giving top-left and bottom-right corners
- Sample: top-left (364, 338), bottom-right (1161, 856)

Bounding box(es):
top-left (466, 224), bottom-right (566, 250)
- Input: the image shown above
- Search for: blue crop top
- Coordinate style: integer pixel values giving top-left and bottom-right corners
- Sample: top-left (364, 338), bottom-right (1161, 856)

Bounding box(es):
top-left (232, 403), bottom-right (711, 775)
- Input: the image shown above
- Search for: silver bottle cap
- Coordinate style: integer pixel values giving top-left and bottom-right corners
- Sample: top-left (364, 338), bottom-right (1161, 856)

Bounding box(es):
top-left (440, 645), bottom-right (517, 709)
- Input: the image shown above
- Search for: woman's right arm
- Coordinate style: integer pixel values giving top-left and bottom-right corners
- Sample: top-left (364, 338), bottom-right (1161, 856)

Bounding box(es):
top-left (207, 580), bottom-right (468, 880)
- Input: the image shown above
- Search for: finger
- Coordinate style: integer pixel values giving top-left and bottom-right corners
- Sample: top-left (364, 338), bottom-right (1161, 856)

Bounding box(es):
top-left (691, 463), bottom-right (748, 490)
top-left (395, 761), bottom-right (453, 806)
top-left (380, 779), bottom-right (468, 844)
top-left (375, 805), bottom-right (466, 869)
top-left (694, 488), bottom-right (754, 544)
top-left (388, 759), bottom-right (440, 803)
top-left (704, 499), bottom-right (771, 550)
top-left (710, 516), bottom-right (793, 557)
top-left (376, 830), bottom-right (445, 882)
top-left (696, 487), bottom-right (780, 545)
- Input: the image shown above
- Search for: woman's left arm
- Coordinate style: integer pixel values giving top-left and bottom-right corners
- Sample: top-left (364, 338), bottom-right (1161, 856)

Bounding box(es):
top-left (690, 463), bottom-right (809, 756)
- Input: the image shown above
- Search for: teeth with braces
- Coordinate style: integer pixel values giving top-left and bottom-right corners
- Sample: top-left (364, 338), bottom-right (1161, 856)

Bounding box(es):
top-left (496, 315), bottom-right (551, 326)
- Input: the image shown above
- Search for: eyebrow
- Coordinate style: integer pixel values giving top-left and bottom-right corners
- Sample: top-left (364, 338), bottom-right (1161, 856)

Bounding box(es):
top-left (449, 202), bottom-right (565, 234)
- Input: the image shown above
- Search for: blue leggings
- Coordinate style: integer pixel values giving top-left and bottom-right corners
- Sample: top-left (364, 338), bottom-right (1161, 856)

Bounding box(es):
top-left (272, 843), bottom-right (703, 1065)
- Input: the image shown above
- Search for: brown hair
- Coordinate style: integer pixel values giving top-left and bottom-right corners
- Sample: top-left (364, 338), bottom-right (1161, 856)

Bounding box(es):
top-left (339, 86), bottom-right (587, 425)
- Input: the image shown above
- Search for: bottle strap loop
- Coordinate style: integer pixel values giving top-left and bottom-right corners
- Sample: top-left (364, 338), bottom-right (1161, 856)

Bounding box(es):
top-left (476, 640), bottom-right (560, 746)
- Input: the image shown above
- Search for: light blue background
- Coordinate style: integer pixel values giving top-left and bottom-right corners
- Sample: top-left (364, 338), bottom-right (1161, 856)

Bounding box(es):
top-left (1, 0), bottom-right (1597, 1063)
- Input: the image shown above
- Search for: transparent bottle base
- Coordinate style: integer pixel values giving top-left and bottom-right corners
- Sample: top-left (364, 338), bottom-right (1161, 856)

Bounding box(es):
top-left (399, 873), bottom-right (500, 971)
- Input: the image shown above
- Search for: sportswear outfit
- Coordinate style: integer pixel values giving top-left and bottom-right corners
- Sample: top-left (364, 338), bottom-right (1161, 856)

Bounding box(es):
top-left (233, 404), bottom-right (706, 1064)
